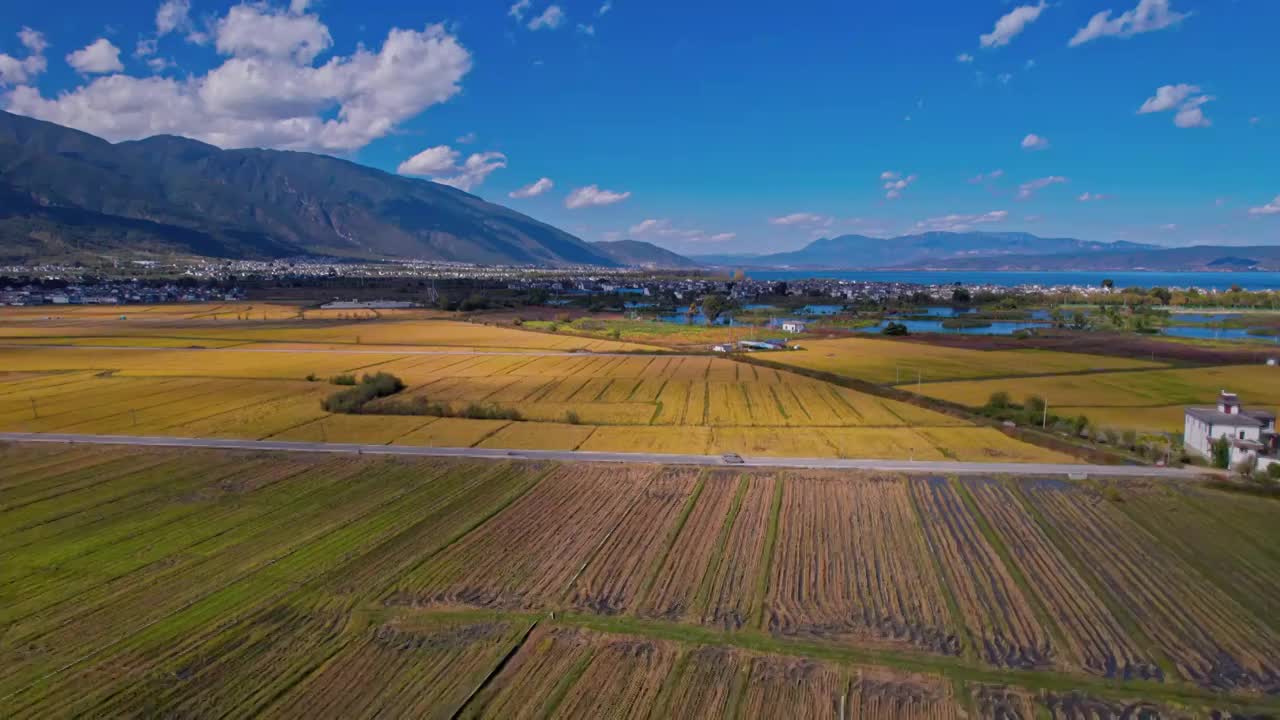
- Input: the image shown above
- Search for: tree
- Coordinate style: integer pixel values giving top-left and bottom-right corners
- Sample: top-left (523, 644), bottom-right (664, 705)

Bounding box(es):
top-left (1211, 436), bottom-right (1231, 470)
top-left (951, 287), bottom-right (972, 304)
top-left (880, 322), bottom-right (909, 336)
top-left (1268, 462), bottom-right (1280, 480)
top-left (1149, 287), bottom-right (1172, 305)
top-left (1102, 278), bottom-right (1115, 291)
top-left (701, 294), bottom-right (734, 323)
top-left (1070, 311), bottom-right (1091, 331)
top-left (986, 391), bottom-right (1012, 410)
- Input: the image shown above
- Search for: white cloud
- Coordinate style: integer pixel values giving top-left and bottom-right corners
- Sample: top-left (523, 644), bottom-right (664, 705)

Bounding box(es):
top-left (6, 17), bottom-right (472, 153)
top-left (1021, 133), bottom-right (1050, 150)
top-left (1138, 84), bottom-right (1213, 128)
top-left (215, 4), bottom-right (332, 63)
top-left (455, 131), bottom-right (477, 144)
top-left (1137, 83), bottom-right (1198, 113)
top-left (289, 0), bottom-right (312, 13)
top-left (628, 218), bottom-right (734, 243)
top-left (577, 24), bottom-right (596, 36)
top-left (967, 169), bottom-right (1004, 184)
top-left (566, 184), bottom-right (630, 209)
top-left (769, 213), bottom-right (833, 227)
top-left (156, 0), bottom-right (192, 36)
top-left (1159, 223), bottom-right (1178, 231)
top-left (956, 53), bottom-right (974, 64)
top-left (1069, 0), bottom-right (1189, 47)
top-left (529, 6), bottom-right (566, 31)
top-left (1017, 176), bottom-right (1068, 200)
top-left (914, 211), bottom-right (1009, 233)
top-left (19, 27), bottom-right (48, 55)
top-left (0, 28), bottom-right (47, 87)
top-left (509, 0), bottom-right (532, 20)
top-left (398, 145), bottom-right (460, 176)
top-left (598, 1), bottom-right (613, 16)
top-left (66, 39), bottom-right (124, 75)
top-left (980, 2), bottom-right (1048, 49)
top-left (998, 72), bottom-right (1013, 85)
top-left (509, 177), bottom-right (554, 198)
top-left (154, 0), bottom-right (207, 44)
top-left (398, 145), bottom-right (507, 191)
top-left (1249, 196), bottom-right (1280, 216)
top-left (882, 173), bottom-right (917, 199)
top-left (1078, 192), bottom-right (1108, 202)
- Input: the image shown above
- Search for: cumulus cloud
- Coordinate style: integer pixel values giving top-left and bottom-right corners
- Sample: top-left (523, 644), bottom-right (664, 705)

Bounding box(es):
top-left (1021, 133), bottom-right (1050, 150)
top-left (529, 6), bottom-right (566, 31)
top-left (1017, 176), bottom-right (1068, 200)
top-left (1138, 84), bottom-right (1213, 128)
top-left (215, 4), bottom-right (332, 63)
top-left (66, 39), bottom-right (124, 75)
top-left (769, 213), bottom-right (833, 227)
top-left (565, 185), bottom-right (630, 209)
top-left (980, 2), bottom-right (1048, 48)
top-left (398, 146), bottom-right (507, 191)
top-left (598, 1), bottom-right (613, 16)
top-left (5, 11), bottom-right (472, 154)
top-left (508, 0), bottom-right (532, 20)
top-left (1078, 192), bottom-right (1108, 202)
top-left (154, 0), bottom-right (207, 45)
top-left (627, 218), bottom-right (733, 243)
top-left (914, 210), bottom-right (1009, 233)
top-left (967, 169), bottom-right (1004, 184)
top-left (1249, 196), bottom-right (1280, 216)
top-left (1069, 0), bottom-right (1189, 47)
top-left (0, 28), bottom-right (48, 87)
top-left (956, 53), bottom-right (974, 64)
top-left (509, 177), bottom-right (554, 198)
top-left (882, 171), bottom-right (917, 199)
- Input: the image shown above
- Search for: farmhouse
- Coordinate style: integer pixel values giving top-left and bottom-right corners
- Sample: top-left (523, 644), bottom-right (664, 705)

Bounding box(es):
top-left (781, 320), bottom-right (808, 334)
top-left (1184, 391), bottom-right (1278, 469)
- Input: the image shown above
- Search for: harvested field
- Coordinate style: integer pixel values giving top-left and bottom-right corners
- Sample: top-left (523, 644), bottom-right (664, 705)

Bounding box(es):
top-left (964, 478), bottom-right (1161, 681)
top-left (2, 443), bottom-right (1278, 717)
top-left (390, 465), bottom-right (656, 610)
top-left (911, 477), bottom-right (1053, 670)
top-left (1023, 479), bottom-right (1280, 692)
top-left (765, 473), bottom-right (959, 655)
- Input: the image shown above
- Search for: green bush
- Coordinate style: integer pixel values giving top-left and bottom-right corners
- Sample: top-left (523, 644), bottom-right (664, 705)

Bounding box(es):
top-left (1269, 463), bottom-right (1280, 480)
top-left (1211, 436), bottom-right (1231, 470)
top-left (985, 391), bottom-right (1012, 410)
top-left (321, 372), bottom-right (406, 413)
top-left (331, 374), bottom-right (357, 386)
top-left (564, 410), bottom-right (582, 425)
top-left (880, 322), bottom-right (909, 336)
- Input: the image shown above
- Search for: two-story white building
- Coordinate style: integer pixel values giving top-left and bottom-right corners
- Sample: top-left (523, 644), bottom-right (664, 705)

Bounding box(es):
top-left (1184, 391), bottom-right (1278, 469)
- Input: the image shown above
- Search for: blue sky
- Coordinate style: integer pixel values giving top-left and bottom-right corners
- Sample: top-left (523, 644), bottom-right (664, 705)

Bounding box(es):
top-left (0, 0), bottom-right (1277, 254)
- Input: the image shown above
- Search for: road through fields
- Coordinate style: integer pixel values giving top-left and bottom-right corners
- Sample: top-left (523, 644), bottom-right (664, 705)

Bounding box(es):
top-left (0, 431), bottom-right (1209, 479)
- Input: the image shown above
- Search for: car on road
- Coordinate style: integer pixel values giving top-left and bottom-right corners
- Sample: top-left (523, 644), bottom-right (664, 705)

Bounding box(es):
top-left (722, 453), bottom-right (745, 465)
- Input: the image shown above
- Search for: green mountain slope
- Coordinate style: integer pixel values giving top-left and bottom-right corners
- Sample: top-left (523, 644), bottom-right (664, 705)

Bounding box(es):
top-left (0, 110), bottom-right (614, 266)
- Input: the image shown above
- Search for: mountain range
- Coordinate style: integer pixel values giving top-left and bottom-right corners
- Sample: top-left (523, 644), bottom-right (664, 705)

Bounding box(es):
top-left (0, 110), bottom-right (627, 267)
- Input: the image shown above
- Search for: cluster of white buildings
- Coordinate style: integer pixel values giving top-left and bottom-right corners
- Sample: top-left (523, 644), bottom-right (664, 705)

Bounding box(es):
top-left (1184, 392), bottom-right (1278, 473)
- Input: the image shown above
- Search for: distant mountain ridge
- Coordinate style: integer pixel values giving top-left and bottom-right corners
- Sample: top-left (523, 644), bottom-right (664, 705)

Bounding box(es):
top-left (0, 110), bottom-right (616, 266)
top-left (895, 244), bottom-right (1280, 272)
top-left (590, 240), bottom-right (699, 268)
top-left (693, 232), bottom-right (1155, 269)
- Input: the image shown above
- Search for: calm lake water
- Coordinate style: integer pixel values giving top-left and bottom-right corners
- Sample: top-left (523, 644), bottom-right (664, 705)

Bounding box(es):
top-left (857, 320), bottom-right (1048, 336)
top-left (748, 270), bottom-right (1280, 291)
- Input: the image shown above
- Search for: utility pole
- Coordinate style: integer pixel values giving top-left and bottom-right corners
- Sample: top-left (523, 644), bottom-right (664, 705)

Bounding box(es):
top-left (131, 409), bottom-right (138, 427)
top-left (30, 397), bottom-right (38, 419)
top-left (1043, 399), bottom-right (1049, 429)
top-left (917, 370), bottom-right (922, 393)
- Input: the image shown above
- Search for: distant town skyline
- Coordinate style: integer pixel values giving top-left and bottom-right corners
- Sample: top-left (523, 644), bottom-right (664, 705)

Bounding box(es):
top-left (0, 0), bottom-right (1276, 253)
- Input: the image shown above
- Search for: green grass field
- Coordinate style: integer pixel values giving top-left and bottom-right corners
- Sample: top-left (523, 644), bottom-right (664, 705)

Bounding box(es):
top-left (2, 443), bottom-right (1276, 718)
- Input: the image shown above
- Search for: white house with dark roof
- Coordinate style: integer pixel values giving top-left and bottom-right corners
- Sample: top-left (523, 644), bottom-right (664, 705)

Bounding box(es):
top-left (1184, 391), bottom-right (1278, 469)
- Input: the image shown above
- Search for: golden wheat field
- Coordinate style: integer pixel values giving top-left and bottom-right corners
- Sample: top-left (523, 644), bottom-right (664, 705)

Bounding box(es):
top-left (0, 308), bottom-right (1075, 461)
top-left (768, 337), bottom-right (1167, 384)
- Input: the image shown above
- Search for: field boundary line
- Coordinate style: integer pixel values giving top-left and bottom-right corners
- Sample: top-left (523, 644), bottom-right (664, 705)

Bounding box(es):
top-left (692, 473), bottom-right (751, 620)
top-left (905, 476), bottom-right (979, 664)
top-left (634, 471), bottom-right (707, 613)
top-left (449, 618), bottom-right (541, 720)
top-left (0, 432), bottom-right (1216, 478)
top-left (560, 467), bottom-right (659, 603)
top-left (750, 474), bottom-right (785, 631)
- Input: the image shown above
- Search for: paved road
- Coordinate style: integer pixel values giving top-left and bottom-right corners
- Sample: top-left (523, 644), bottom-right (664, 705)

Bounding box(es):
top-left (0, 343), bottom-right (677, 358)
top-left (0, 431), bottom-right (1211, 479)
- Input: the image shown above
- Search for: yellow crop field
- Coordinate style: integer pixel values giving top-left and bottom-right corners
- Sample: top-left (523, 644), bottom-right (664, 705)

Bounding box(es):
top-left (770, 337), bottom-right (1166, 384)
top-left (270, 414), bottom-right (436, 444)
top-left (0, 310), bottom-right (1085, 462)
top-left (476, 422), bottom-right (597, 450)
top-left (1060, 405), bottom-right (1188, 433)
top-left (916, 365), bottom-right (1280, 409)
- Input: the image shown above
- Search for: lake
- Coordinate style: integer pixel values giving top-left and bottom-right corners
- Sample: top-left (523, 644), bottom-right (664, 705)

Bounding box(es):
top-left (857, 319), bottom-right (1048, 336)
top-left (747, 270), bottom-right (1280, 291)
